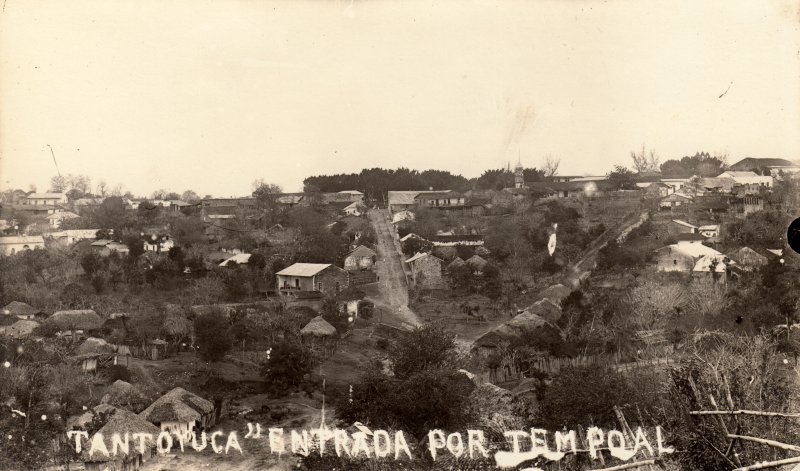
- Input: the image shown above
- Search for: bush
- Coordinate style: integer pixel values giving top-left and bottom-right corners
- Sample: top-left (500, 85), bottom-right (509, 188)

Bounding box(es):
top-left (194, 311), bottom-right (232, 361)
top-left (260, 340), bottom-right (314, 397)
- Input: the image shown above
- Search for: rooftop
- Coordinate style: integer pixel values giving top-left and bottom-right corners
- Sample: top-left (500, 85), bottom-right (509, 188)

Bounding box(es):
top-left (0, 235), bottom-right (45, 244)
top-left (300, 316), bottom-right (338, 337)
top-left (276, 263), bottom-right (332, 277)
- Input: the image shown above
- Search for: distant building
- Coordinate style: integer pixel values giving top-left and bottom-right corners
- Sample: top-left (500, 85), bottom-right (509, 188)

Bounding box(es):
top-left (644, 182), bottom-right (673, 198)
top-left (343, 202), bottom-right (366, 216)
top-left (405, 252), bottom-right (445, 289)
top-left (50, 229), bottom-right (99, 244)
top-left (276, 263), bottom-right (348, 297)
top-left (728, 157), bottom-right (800, 176)
top-left (654, 243), bottom-right (721, 272)
top-left (726, 247), bottom-right (768, 271)
top-left (0, 235), bottom-right (45, 255)
top-left (337, 190), bottom-right (365, 203)
top-left (430, 234), bottom-right (485, 247)
top-left (667, 219), bottom-right (698, 235)
top-left (388, 191), bottom-right (421, 213)
top-left (24, 192), bottom-right (68, 206)
top-left (47, 210), bottom-right (79, 228)
top-left (717, 171), bottom-right (773, 188)
top-left (344, 245), bottom-right (377, 271)
top-left (659, 193), bottom-right (693, 210)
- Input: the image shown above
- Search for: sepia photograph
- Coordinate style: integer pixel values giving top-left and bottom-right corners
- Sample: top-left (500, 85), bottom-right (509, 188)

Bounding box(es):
top-left (1, 0), bottom-right (799, 470)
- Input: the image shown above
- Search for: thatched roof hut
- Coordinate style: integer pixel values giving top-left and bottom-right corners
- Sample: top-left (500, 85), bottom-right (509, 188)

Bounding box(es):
top-left (447, 257), bottom-right (466, 271)
top-left (82, 408), bottom-right (160, 463)
top-left (5, 319), bottom-right (39, 339)
top-left (139, 387), bottom-right (214, 425)
top-left (73, 337), bottom-right (116, 359)
top-left (107, 379), bottom-right (135, 397)
top-left (3, 301), bottom-right (41, 318)
top-left (473, 309), bottom-right (552, 350)
top-left (48, 310), bottom-right (102, 331)
top-left (300, 316), bottom-right (337, 337)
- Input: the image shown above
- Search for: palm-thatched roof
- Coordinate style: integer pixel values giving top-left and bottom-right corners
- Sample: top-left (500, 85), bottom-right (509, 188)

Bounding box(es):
top-left (140, 398), bottom-right (201, 424)
top-left (83, 408), bottom-right (161, 463)
top-left (447, 257), bottom-right (466, 269)
top-left (48, 310), bottom-right (102, 331)
top-left (3, 301), bottom-right (41, 317)
top-left (539, 283), bottom-right (572, 306)
top-left (66, 403), bottom-right (118, 430)
top-left (466, 255), bottom-right (488, 270)
top-left (5, 320), bottom-right (39, 339)
top-left (473, 309), bottom-right (551, 349)
top-left (72, 337), bottom-right (116, 358)
top-left (300, 316), bottom-right (337, 337)
top-left (107, 379), bottom-right (135, 397)
top-left (139, 387), bottom-right (213, 425)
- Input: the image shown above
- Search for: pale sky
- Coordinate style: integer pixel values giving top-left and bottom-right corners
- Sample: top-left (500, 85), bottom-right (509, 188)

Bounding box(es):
top-left (1, 0), bottom-right (799, 197)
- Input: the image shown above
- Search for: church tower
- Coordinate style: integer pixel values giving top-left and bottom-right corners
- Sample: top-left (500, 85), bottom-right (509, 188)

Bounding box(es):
top-left (514, 160), bottom-right (524, 188)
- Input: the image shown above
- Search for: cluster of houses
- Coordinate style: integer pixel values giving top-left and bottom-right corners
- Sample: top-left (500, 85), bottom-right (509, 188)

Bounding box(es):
top-left (65, 385), bottom-right (217, 471)
top-left (199, 190), bottom-right (366, 222)
top-left (275, 243), bottom-right (378, 299)
top-left (654, 218), bottom-right (781, 281)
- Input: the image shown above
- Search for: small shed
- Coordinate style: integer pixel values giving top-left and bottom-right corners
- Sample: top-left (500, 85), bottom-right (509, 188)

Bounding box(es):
top-left (148, 339), bottom-right (168, 360)
top-left (72, 337), bottom-right (119, 373)
top-left (300, 316), bottom-right (339, 358)
top-left (82, 407), bottom-right (161, 471)
top-left (140, 387), bottom-right (215, 436)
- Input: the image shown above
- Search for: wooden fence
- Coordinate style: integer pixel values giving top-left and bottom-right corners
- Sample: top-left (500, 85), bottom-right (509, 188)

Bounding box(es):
top-left (477, 348), bottom-right (674, 384)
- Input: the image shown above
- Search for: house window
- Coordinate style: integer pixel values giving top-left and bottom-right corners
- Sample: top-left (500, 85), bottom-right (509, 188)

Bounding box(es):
top-left (295, 278), bottom-right (300, 288)
top-left (673, 260), bottom-right (677, 265)
top-left (317, 282), bottom-right (323, 291)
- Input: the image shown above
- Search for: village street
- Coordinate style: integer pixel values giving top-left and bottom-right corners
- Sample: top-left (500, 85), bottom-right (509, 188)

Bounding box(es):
top-left (364, 209), bottom-right (421, 328)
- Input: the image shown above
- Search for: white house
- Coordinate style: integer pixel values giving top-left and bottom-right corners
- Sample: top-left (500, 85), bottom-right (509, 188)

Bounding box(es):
top-left (391, 210), bottom-right (415, 224)
top-left (144, 236), bottom-right (175, 252)
top-left (50, 229), bottom-right (100, 244)
top-left (47, 211), bottom-right (80, 228)
top-left (0, 235), bottom-right (45, 255)
top-left (24, 193), bottom-right (68, 206)
top-left (343, 202), bottom-right (366, 217)
top-left (717, 171), bottom-right (773, 188)
top-left (655, 243), bottom-right (722, 273)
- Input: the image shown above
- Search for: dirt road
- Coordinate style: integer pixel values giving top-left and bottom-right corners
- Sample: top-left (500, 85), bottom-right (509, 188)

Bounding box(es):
top-left (365, 209), bottom-right (421, 328)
